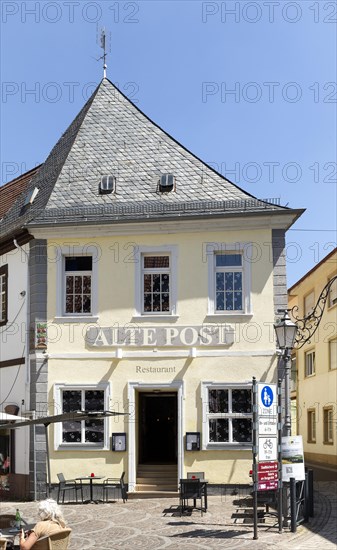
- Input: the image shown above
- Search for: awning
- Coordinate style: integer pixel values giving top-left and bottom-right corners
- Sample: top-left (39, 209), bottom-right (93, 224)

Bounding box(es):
top-left (0, 410), bottom-right (125, 429)
top-left (0, 410), bottom-right (128, 497)
top-left (0, 412), bottom-right (27, 422)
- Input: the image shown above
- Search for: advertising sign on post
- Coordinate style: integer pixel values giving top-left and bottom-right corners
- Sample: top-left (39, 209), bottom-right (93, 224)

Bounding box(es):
top-left (258, 462), bottom-right (278, 490)
top-left (281, 435), bottom-right (305, 482)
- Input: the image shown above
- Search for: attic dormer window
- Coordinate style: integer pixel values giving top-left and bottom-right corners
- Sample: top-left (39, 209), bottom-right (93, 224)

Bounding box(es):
top-left (158, 173), bottom-right (175, 193)
top-left (23, 187), bottom-right (39, 206)
top-left (99, 175), bottom-right (116, 194)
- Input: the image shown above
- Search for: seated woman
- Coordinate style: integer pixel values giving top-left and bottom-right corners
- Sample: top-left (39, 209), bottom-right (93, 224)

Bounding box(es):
top-left (19, 499), bottom-right (67, 550)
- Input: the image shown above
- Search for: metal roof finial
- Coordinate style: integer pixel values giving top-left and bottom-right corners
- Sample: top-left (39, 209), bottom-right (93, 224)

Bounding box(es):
top-left (97, 26), bottom-right (110, 79)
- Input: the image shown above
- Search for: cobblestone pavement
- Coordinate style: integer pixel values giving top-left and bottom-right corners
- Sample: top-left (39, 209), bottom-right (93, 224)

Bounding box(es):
top-left (0, 482), bottom-right (336, 549)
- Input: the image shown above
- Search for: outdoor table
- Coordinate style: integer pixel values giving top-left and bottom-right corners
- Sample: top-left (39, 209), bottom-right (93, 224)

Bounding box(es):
top-left (76, 476), bottom-right (104, 503)
top-left (187, 477), bottom-right (208, 510)
top-left (180, 479), bottom-right (208, 514)
top-left (0, 523), bottom-right (34, 549)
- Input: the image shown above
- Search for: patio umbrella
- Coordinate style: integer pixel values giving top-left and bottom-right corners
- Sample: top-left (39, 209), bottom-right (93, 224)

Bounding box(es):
top-left (0, 410), bottom-right (128, 497)
top-left (0, 412), bottom-right (27, 421)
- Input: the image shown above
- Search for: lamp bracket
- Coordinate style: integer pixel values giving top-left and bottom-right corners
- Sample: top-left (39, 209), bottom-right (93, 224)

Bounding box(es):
top-left (290, 274), bottom-right (337, 349)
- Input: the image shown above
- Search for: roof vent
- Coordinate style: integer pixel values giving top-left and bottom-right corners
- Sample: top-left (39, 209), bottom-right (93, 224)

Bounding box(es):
top-left (158, 173), bottom-right (175, 193)
top-left (23, 187), bottom-right (39, 206)
top-left (99, 175), bottom-right (116, 194)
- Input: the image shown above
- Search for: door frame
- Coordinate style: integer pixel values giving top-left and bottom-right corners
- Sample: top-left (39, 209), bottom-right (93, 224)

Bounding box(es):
top-left (127, 381), bottom-right (184, 492)
top-left (138, 392), bottom-right (178, 464)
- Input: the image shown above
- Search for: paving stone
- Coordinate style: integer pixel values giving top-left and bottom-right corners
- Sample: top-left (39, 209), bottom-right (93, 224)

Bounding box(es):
top-left (0, 481), bottom-right (336, 549)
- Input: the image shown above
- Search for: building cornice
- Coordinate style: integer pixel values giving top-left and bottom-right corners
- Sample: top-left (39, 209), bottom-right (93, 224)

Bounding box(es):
top-left (29, 211), bottom-right (303, 239)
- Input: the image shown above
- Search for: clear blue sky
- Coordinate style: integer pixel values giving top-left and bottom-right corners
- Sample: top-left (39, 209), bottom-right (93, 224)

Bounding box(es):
top-left (1, 0), bottom-right (336, 287)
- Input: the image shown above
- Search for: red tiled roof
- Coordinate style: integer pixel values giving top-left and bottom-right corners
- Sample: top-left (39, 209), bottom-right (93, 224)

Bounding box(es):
top-left (0, 166), bottom-right (41, 219)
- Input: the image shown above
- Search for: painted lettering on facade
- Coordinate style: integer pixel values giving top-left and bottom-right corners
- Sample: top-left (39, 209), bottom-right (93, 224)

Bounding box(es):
top-left (136, 366), bottom-right (176, 373)
top-left (86, 325), bottom-right (235, 348)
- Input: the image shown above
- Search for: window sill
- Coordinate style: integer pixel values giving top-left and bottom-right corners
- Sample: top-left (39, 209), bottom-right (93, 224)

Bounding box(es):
top-left (323, 441), bottom-right (334, 446)
top-left (205, 314), bottom-right (253, 322)
top-left (307, 440), bottom-right (316, 444)
top-left (204, 444), bottom-right (252, 451)
top-left (56, 445), bottom-right (107, 451)
top-left (132, 315), bottom-right (179, 322)
top-left (304, 374), bottom-right (316, 379)
top-left (54, 316), bottom-right (99, 324)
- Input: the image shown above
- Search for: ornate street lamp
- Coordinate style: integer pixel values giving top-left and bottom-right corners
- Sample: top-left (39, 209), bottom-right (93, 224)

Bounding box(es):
top-left (274, 310), bottom-right (298, 436)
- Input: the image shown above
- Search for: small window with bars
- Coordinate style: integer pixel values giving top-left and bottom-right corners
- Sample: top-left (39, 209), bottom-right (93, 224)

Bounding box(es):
top-left (61, 389), bottom-right (105, 445)
top-left (206, 387), bottom-right (252, 445)
top-left (214, 253), bottom-right (243, 312)
top-left (142, 255), bottom-right (170, 314)
top-left (64, 256), bottom-right (92, 315)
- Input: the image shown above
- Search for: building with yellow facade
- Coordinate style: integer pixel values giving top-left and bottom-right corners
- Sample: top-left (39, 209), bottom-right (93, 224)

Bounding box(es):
top-left (0, 79), bottom-right (304, 499)
top-left (288, 248), bottom-right (337, 473)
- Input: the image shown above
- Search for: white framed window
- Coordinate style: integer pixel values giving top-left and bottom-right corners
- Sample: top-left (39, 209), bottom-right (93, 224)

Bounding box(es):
top-left (307, 409), bottom-right (316, 443)
top-left (206, 242), bottom-right (252, 315)
top-left (304, 290), bottom-right (314, 316)
top-left (201, 382), bottom-right (252, 449)
top-left (305, 349), bottom-right (316, 377)
top-left (143, 255), bottom-right (170, 314)
top-left (329, 338), bottom-right (337, 370)
top-left (135, 245), bottom-right (178, 317)
top-left (0, 264), bottom-right (8, 326)
top-left (323, 407), bottom-right (334, 444)
top-left (56, 246), bottom-right (98, 319)
top-left (64, 256), bottom-right (92, 314)
top-left (54, 383), bottom-right (110, 450)
top-left (328, 277), bottom-right (337, 308)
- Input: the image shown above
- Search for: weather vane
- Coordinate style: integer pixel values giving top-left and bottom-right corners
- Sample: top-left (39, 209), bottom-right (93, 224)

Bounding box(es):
top-left (96, 26), bottom-right (111, 79)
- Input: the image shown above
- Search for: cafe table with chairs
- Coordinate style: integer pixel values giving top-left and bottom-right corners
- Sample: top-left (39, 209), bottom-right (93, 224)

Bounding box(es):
top-left (179, 472), bottom-right (208, 516)
top-left (0, 514), bottom-right (34, 550)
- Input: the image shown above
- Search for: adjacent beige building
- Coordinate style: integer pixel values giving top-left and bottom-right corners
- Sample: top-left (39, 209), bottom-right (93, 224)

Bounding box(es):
top-left (289, 247), bottom-right (337, 470)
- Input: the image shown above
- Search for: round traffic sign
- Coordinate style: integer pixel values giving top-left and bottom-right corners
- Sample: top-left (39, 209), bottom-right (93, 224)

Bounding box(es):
top-left (261, 385), bottom-right (274, 408)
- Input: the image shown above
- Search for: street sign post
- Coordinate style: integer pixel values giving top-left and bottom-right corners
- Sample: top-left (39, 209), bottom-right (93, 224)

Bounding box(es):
top-left (252, 379), bottom-right (282, 539)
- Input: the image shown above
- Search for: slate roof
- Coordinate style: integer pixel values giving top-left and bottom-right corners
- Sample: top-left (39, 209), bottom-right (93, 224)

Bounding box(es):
top-left (0, 78), bottom-right (303, 239)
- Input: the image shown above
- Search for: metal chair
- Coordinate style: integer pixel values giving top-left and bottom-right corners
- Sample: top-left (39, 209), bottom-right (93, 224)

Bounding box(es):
top-left (179, 478), bottom-right (207, 516)
top-left (102, 471), bottom-right (127, 503)
top-left (57, 473), bottom-right (83, 504)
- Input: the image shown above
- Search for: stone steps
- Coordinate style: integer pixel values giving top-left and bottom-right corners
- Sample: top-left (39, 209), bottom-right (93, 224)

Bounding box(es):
top-left (128, 490), bottom-right (179, 499)
top-left (135, 464), bottom-right (178, 496)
